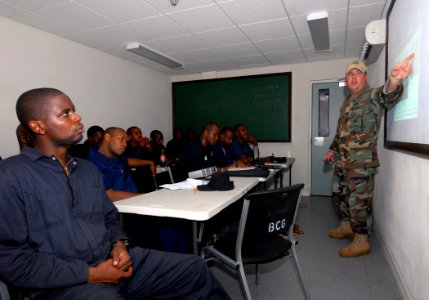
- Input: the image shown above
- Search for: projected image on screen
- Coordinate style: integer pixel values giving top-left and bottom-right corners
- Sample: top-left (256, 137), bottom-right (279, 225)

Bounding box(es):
top-left (392, 29), bottom-right (420, 121)
top-left (386, 0), bottom-right (429, 151)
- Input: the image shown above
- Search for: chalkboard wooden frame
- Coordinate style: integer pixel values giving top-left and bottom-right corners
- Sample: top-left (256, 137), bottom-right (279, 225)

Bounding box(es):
top-left (384, 0), bottom-right (429, 155)
top-left (172, 72), bottom-right (292, 142)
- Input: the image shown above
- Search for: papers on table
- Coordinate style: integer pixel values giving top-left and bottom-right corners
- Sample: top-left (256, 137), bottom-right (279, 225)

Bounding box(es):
top-left (160, 178), bottom-right (207, 190)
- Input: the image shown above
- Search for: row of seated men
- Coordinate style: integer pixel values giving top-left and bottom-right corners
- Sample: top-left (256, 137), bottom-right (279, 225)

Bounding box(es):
top-left (11, 122), bottom-right (267, 254)
top-left (68, 122), bottom-right (266, 192)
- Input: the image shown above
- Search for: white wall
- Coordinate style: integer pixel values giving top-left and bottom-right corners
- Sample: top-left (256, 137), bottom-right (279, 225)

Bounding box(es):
top-left (172, 58), bottom-right (350, 195)
top-left (368, 52), bottom-right (429, 300)
top-left (0, 17), bottom-right (172, 158)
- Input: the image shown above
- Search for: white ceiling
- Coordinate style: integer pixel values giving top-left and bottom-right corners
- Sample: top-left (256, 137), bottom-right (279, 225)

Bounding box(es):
top-left (0, 0), bottom-right (388, 75)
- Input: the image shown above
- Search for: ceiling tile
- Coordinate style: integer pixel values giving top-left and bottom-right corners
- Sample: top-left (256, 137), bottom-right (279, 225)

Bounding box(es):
top-left (123, 15), bottom-right (188, 40)
top-left (11, 12), bottom-right (77, 37)
top-left (282, 0), bottom-right (348, 16)
top-left (329, 8), bottom-right (347, 30)
top-left (167, 4), bottom-right (234, 33)
top-left (346, 26), bottom-right (365, 44)
top-left (215, 43), bottom-right (261, 58)
top-left (348, 3), bottom-right (384, 28)
top-left (303, 44), bottom-right (345, 60)
top-left (149, 34), bottom-right (208, 54)
top-left (195, 26), bottom-right (249, 47)
top-left (172, 48), bottom-right (224, 63)
top-left (0, 2), bottom-right (26, 17)
top-left (35, 1), bottom-right (113, 32)
top-left (69, 25), bottom-right (146, 49)
top-left (330, 29), bottom-right (346, 45)
top-left (289, 15), bottom-right (310, 36)
top-left (297, 34), bottom-right (313, 49)
top-left (218, 0), bottom-right (287, 25)
top-left (345, 41), bottom-right (363, 58)
top-left (240, 18), bottom-right (294, 42)
top-left (350, 0), bottom-right (386, 7)
top-left (265, 50), bottom-right (306, 65)
top-left (145, 0), bottom-right (214, 13)
top-left (75, 0), bottom-right (161, 23)
top-left (199, 58), bottom-right (238, 72)
top-left (230, 54), bottom-right (269, 67)
top-left (254, 36), bottom-right (301, 53)
top-left (2, 0), bottom-right (68, 11)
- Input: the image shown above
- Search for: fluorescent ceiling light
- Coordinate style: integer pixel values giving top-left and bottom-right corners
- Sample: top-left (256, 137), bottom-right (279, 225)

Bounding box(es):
top-left (307, 11), bottom-right (331, 52)
top-left (126, 42), bottom-right (184, 70)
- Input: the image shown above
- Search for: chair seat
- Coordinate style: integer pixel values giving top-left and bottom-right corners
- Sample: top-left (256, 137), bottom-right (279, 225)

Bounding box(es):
top-left (214, 231), bottom-right (292, 265)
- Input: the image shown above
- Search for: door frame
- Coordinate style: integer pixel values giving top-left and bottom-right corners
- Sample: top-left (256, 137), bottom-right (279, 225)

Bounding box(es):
top-left (308, 79), bottom-right (345, 195)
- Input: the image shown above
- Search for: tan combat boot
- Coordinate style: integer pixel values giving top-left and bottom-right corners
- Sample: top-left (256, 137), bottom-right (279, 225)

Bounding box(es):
top-left (339, 233), bottom-right (371, 257)
top-left (328, 220), bottom-right (354, 239)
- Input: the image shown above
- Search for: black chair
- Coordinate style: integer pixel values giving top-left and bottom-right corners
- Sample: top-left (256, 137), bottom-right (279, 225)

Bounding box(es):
top-left (200, 184), bottom-right (309, 300)
top-left (0, 279), bottom-right (9, 300)
top-left (168, 160), bottom-right (188, 183)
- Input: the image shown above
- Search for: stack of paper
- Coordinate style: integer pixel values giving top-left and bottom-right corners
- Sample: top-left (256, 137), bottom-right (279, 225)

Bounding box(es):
top-left (160, 178), bottom-right (207, 190)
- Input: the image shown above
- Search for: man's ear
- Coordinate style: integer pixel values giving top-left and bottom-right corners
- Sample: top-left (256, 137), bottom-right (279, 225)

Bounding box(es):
top-left (28, 120), bottom-right (46, 135)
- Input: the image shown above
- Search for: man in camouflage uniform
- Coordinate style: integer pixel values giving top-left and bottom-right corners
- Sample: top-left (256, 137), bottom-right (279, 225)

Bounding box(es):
top-left (324, 54), bottom-right (414, 257)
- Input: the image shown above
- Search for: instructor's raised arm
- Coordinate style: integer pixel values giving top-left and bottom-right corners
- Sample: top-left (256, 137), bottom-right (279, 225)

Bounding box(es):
top-left (387, 53), bottom-right (414, 92)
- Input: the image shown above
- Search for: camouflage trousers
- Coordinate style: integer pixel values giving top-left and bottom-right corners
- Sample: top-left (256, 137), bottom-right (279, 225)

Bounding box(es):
top-left (332, 166), bottom-right (377, 235)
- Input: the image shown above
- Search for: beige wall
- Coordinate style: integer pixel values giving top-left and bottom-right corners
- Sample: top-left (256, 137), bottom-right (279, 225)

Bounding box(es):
top-left (0, 17), bottom-right (172, 158)
top-left (368, 52), bottom-right (429, 300)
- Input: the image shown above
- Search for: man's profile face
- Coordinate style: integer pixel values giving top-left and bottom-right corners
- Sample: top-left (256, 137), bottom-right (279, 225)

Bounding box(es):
top-left (42, 94), bottom-right (84, 147)
top-left (108, 129), bottom-right (128, 156)
top-left (220, 130), bottom-right (234, 148)
top-left (206, 125), bottom-right (220, 146)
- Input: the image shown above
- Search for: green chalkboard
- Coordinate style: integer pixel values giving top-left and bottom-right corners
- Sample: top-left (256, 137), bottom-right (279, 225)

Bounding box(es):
top-left (172, 73), bottom-right (291, 142)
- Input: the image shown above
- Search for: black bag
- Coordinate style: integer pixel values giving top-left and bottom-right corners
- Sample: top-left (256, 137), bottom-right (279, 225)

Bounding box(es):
top-left (226, 167), bottom-right (270, 178)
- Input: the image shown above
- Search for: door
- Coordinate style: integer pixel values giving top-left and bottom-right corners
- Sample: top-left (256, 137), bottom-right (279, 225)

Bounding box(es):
top-left (311, 82), bottom-right (347, 196)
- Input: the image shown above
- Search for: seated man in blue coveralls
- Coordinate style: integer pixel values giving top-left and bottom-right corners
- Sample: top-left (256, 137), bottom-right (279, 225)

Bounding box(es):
top-left (124, 126), bottom-right (158, 193)
top-left (230, 123), bottom-right (256, 165)
top-left (214, 126), bottom-right (250, 171)
top-left (182, 122), bottom-right (220, 172)
top-left (0, 88), bottom-right (229, 299)
top-left (88, 127), bottom-right (189, 253)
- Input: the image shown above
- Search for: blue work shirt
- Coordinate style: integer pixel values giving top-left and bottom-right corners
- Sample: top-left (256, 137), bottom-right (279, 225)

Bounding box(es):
top-left (230, 139), bottom-right (254, 160)
top-left (88, 148), bottom-right (137, 193)
top-left (182, 139), bottom-right (216, 172)
top-left (0, 147), bottom-right (127, 290)
top-left (213, 142), bottom-right (234, 168)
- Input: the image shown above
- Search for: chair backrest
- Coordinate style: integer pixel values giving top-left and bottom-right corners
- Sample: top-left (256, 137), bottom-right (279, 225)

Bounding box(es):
top-left (237, 184), bottom-right (305, 255)
top-left (0, 279), bottom-right (10, 300)
top-left (169, 160), bottom-right (189, 183)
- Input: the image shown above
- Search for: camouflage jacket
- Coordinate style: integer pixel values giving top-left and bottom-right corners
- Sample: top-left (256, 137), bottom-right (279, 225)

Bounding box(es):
top-left (329, 79), bottom-right (403, 169)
